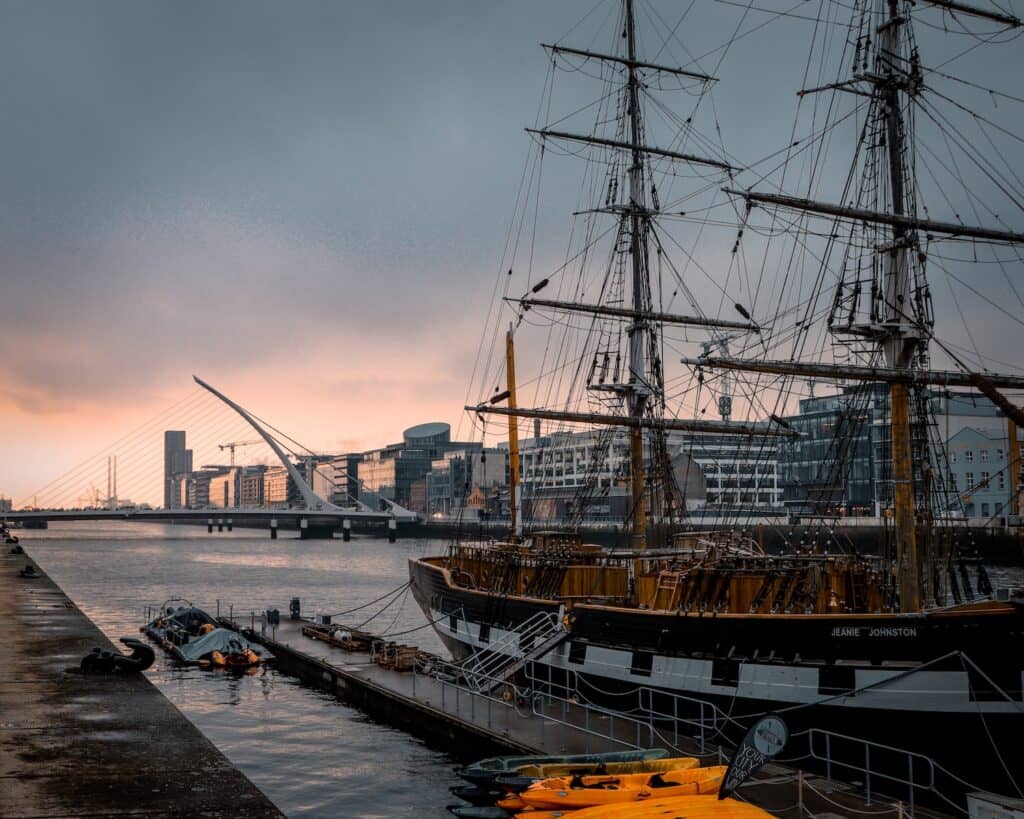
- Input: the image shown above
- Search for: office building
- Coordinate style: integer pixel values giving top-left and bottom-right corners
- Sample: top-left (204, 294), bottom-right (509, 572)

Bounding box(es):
top-left (778, 386), bottom-right (1016, 516)
top-left (360, 423), bottom-right (478, 508)
top-left (163, 430), bottom-right (193, 509)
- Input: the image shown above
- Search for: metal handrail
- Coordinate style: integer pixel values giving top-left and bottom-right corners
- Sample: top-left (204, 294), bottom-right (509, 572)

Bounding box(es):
top-left (524, 664), bottom-right (726, 753)
top-left (529, 688), bottom-right (656, 750)
top-left (460, 610), bottom-right (562, 691)
top-left (809, 727), bottom-right (936, 815)
top-left (636, 685), bottom-right (724, 752)
top-left (419, 655), bottom-right (655, 750)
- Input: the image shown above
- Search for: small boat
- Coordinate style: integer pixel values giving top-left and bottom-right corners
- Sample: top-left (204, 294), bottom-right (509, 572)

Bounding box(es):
top-left (142, 599), bottom-right (267, 668)
top-left (496, 757), bottom-right (699, 794)
top-left (512, 794), bottom-right (774, 819)
top-left (458, 749), bottom-right (667, 788)
top-left (515, 766), bottom-right (727, 811)
top-left (450, 784), bottom-right (504, 807)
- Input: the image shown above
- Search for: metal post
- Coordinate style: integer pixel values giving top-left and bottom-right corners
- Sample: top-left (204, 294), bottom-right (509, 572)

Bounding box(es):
top-left (908, 756), bottom-right (915, 817)
top-left (471, 688), bottom-right (475, 721)
top-left (412, 664), bottom-right (416, 696)
top-left (456, 680), bottom-right (460, 712)
top-left (826, 733), bottom-right (832, 782)
top-left (216, 599), bottom-right (220, 618)
top-left (441, 679), bottom-right (446, 710)
top-left (674, 697), bottom-right (679, 747)
top-left (798, 769), bottom-right (804, 817)
top-left (488, 694), bottom-right (492, 728)
top-left (865, 744), bottom-right (871, 804)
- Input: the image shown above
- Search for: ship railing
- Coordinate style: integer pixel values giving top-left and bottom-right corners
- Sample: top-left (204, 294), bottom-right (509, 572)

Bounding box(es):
top-left (421, 655), bottom-right (656, 750)
top-left (524, 664), bottom-right (726, 753)
top-left (809, 727), bottom-right (936, 816)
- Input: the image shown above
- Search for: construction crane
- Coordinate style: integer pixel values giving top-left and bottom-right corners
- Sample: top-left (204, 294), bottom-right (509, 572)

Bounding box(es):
top-left (218, 440), bottom-right (263, 467)
top-left (701, 335), bottom-right (744, 421)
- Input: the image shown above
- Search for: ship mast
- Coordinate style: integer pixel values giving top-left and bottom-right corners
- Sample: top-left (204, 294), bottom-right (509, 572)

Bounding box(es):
top-left (624, 0), bottom-right (649, 550)
top-left (878, 0), bottom-right (923, 612)
top-left (711, 0), bottom-right (1023, 612)
top-left (472, 0), bottom-right (804, 539)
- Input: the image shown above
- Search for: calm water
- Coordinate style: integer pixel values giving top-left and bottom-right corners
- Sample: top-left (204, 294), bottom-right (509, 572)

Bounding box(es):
top-left (23, 522), bottom-right (460, 819)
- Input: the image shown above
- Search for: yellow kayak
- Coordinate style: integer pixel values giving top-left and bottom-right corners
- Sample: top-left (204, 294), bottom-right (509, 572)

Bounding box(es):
top-left (515, 757), bottom-right (699, 779)
top-left (518, 766), bottom-right (727, 810)
top-left (514, 794), bottom-right (773, 819)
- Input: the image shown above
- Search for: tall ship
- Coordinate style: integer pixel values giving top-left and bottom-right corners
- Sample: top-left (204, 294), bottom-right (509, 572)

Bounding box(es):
top-left (410, 0), bottom-right (1024, 802)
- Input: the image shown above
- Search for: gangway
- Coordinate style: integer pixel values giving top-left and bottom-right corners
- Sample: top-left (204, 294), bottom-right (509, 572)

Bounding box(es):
top-left (460, 608), bottom-right (568, 694)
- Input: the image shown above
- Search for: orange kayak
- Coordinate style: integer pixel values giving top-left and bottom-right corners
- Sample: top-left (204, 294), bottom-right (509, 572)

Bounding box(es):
top-left (518, 766), bottom-right (727, 810)
top-left (514, 793), bottom-right (773, 818)
top-left (515, 757), bottom-right (699, 780)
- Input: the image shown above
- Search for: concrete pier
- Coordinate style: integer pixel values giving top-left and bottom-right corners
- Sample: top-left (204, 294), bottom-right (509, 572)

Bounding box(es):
top-left (0, 549), bottom-right (284, 818)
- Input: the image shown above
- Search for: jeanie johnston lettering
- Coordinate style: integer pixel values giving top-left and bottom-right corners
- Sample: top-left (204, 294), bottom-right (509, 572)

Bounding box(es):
top-left (830, 626), bottom-right (918, 638)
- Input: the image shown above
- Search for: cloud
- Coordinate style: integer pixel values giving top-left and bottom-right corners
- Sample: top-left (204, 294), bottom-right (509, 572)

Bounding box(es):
top-left (1, 0), bottom-right (1022, 504)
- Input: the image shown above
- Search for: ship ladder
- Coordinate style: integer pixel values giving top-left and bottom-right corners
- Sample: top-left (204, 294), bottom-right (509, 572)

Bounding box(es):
top-left (654, 570), bottom-right (683, 610)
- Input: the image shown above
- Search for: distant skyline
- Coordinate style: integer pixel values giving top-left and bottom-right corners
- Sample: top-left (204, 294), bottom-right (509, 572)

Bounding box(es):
top-left (2, 0), bottom-right (1022, 504)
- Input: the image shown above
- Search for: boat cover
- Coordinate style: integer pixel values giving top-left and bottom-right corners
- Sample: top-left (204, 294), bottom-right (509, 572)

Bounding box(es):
top-left (176, 628), bottom-right (263, 662)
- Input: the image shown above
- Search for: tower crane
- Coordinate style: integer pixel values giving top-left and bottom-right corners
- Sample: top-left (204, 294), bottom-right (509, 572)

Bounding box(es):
top-left (218, 440), bottom-right (263, 467)
top-left (701, 334), bottom-right (744, 421)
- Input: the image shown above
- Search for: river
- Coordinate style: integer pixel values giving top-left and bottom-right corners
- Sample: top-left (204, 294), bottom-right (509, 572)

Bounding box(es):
top-left (22, 521), bottom-right (460, 819)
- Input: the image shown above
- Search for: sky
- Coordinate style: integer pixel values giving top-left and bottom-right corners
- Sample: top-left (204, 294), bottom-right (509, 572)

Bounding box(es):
top-left (1, 0), bottom-right (1022, 505)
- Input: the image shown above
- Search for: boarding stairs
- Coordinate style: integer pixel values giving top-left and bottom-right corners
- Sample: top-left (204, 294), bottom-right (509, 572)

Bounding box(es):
top-left (460, 608), bottom-right (568, 695)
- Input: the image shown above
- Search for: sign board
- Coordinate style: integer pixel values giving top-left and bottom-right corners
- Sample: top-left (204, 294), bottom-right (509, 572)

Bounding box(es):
top-left (718, 715), bottom-right (788, 799)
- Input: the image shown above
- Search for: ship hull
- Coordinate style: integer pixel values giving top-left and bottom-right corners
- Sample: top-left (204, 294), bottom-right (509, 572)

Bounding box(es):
top-left (410, 556), bottom-right (1024, 802)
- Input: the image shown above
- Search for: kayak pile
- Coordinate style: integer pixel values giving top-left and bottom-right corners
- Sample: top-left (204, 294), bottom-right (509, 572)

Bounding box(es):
top-left (448, 749), bottom-right (774, 819)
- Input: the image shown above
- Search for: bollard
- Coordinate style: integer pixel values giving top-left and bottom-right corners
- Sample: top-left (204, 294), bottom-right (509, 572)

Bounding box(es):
top-left (343, 519), bottom-right (351, 542)
top-left (227, 518), bottom-right (233, 532)
top-left (217, 519), bottom-right (223, 533)
top-left (388, 517), bottom-right (397, 543)
top-left (270, 519), bottom-right (278, 540)
top-left (207, 518), bottom-right (213, 533)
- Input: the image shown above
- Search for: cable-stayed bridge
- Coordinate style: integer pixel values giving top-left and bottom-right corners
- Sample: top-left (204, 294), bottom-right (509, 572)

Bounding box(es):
top-left (4, 376), bottom-right (418, 539)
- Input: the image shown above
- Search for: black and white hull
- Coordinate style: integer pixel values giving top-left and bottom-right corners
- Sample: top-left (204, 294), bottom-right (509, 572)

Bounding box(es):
top-left (410, 556), bottom-right (1024, 804)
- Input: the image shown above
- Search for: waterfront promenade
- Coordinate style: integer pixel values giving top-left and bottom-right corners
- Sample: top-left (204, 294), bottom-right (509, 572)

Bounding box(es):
top-left (0, 547), bottom-right (283, 818)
